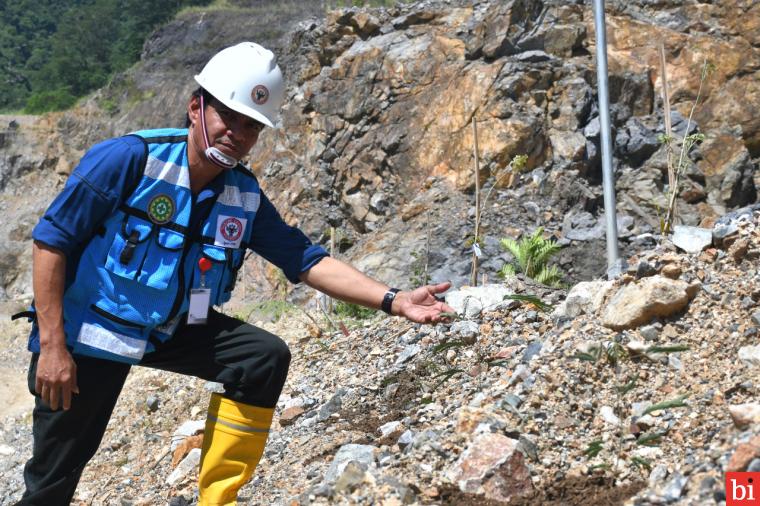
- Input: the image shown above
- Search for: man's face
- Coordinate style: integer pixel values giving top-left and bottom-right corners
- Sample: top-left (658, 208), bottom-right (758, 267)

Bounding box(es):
top-left (188, 95), bottom-right (264, 161)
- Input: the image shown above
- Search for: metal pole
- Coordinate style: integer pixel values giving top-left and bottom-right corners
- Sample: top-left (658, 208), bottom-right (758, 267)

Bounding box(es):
top-left (470, 117), bottom-right (481, 287)
top-left (592, 0), bottom-right (622, 277)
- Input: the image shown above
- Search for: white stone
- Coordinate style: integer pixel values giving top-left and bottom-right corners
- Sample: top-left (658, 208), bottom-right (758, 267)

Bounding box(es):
top-left (648, 464), bottom-right (669, 488)
top-left (284, 396), bottom-right (307, 410)
top-left (395, 344), bottom-right (421, 365)
top-left (728, 403), bottom-right (760, 427)
top-left (625, 340), bottom-right (649, 354)
top-left (672, 225), bottom-right (712, 254)
top-left (738, 345), bottom-right (760, 367)
top-left (171, 420), bottom-right (206, 451)
top-left (450, 320), bottom-right (479, 338)
top-left (599, 406), bottom-right (620, 425)
top-left (633, 446), bottom-right (664, 459)
top-left (631, 402), bottom-right (652, 417)
top-left (445, 284), bottom-right (514, 318)
top-left (325, 444), bottom-right (376, 483)
top-left (553, 280), bottom-right (615, 319)
top-left (166, 448), bottom-right (201, 485)
top-left (378, 421), bottom-right (403, 437)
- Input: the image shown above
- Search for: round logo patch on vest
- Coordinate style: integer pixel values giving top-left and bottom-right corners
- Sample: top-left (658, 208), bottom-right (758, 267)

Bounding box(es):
top-left (220, 217), bottom-right (243, 242)
top-left (251, 85), bottom-right (269, 105)
top-left (147, 194), bottom-right (175, 224)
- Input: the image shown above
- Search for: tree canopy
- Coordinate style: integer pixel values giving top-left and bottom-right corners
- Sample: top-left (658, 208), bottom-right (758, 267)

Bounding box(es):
top-left (0, 0), bottom-right (208, 113)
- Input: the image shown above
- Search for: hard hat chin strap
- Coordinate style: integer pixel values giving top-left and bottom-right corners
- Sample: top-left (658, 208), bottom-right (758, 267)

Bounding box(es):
top-left (199, 94), bottom-right (237, 169)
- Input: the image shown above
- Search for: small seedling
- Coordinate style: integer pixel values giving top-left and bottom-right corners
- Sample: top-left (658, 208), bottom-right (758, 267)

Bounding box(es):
top-left (641, 395), bottom-right (689, 416)
top-left (646, 344), bottom-right (689, 354)
top-left (486, 358), bottom-right (510, 369)
top-left (585, 439), bottom-right (604, 458)
top-left (500, 227), bottom-right (563, 287)
top-left (605, 342), bottom-right (628, 366)
top-left (503, 293), bottom-right (552, 312)
top-left (636, 430), bottom-right (669, 447)
top-left (430, 368), bottom-right (464, 391)
top-left (630, 456), bottom-right (652, 471)
top-left (574, 346), bottom-right (603, 363)
top-left (658, 53), bottom-right (713, 233)
top-left (431, 340), bottom-right (469, 355)
top-left (615, 374), bottom-right (639, 395)
top-left (573, 342), bottom-right (627, 366)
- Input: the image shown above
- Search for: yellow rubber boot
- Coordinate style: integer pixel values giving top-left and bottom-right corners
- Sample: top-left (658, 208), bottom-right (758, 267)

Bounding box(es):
top-left (198, 393), bottom-right (274, 506)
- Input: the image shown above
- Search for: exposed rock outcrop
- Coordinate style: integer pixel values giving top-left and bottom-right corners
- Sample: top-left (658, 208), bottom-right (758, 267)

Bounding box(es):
top-left (0, 0), bottom-right (757, 305)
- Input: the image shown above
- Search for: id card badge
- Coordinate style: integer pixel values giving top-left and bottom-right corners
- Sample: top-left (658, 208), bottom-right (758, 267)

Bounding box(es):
top-left (187, 288), bottom-right (211, 325)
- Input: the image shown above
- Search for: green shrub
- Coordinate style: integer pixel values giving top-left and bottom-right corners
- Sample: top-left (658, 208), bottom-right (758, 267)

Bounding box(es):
top-left (499, 227), bottom-right (563, 287)
top-left (24, 88), bottom-right (77, 113)
top-left (240, 300), bottom-right (295, 323)
top-left (333, 301), bottom-right (376, 320)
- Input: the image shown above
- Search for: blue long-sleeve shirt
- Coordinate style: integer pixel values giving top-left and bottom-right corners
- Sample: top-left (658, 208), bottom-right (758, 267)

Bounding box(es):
top-left (32, 134), bottom-right (328, 290)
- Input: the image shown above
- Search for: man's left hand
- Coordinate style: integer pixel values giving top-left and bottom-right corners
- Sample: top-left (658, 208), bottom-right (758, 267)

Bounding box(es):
top-left (392, 282), bottom-right (456, 323)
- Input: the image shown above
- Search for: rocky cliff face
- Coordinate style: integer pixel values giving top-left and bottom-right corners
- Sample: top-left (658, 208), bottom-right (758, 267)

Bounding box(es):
top-left (0, 0), bottom-right (758, 301)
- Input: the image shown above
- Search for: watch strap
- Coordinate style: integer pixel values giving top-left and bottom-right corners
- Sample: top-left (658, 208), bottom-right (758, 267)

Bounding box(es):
top-left (381, 288), bottom-right (400, 315)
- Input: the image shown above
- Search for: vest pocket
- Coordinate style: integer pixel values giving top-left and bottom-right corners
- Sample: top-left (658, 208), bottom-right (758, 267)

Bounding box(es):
top-left (105, 216), bottom-right (153, 281)
top-left (73, 304), bottom-right (150, 364)
top-left (138, 227), bottom-right (185, 290)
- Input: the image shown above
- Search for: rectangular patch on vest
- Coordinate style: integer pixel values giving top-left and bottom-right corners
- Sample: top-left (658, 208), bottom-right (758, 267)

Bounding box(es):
top-left (215, 215), bottom-right (247, 249)
top-left (77, 323), bottom-right (147, 360)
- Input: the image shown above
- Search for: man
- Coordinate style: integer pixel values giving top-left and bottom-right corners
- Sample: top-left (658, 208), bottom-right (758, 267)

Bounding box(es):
top-left (16, 42), bottom-right (454, 505)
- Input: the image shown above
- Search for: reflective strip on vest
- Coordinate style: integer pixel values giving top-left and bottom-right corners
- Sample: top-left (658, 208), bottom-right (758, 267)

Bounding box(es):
top-left (144, 156), bottom-right (191, 189)
top-left (218, 185), bottom-right (260, 213)
top-left (77, 323), bottom-right (147, 360)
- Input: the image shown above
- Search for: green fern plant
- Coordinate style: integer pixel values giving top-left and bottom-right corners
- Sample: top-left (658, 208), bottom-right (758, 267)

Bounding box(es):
top-left (499, 227), bottom-right (563, 287)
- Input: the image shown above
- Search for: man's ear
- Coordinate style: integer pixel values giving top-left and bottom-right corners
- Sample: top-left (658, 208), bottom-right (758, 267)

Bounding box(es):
top-left (187, 95), bottom-right (201, 126)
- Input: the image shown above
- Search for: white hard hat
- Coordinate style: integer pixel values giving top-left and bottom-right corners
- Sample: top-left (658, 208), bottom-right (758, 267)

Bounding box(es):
top-left (194, 42), bottom-right (284, 128)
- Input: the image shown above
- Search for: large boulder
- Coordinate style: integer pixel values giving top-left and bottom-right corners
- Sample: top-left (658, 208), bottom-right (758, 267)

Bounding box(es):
top-left (447, 432), bottom-right (534, 503)
top-left (602, 276), bottom-right (700, 330)
top-left (553, 280), bottom-right (615, 319)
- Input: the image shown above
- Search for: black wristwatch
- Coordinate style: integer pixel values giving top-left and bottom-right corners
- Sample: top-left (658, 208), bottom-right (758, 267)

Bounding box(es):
top-left (381, 288), bottom-right (400, 315)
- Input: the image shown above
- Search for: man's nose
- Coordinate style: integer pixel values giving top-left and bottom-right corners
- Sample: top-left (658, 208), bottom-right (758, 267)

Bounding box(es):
top-left (227, 115), bottom-right (243, 134)
top-left (226, 117), bottom-right (245, 139)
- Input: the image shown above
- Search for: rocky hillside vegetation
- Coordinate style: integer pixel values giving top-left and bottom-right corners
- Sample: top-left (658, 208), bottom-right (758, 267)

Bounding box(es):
top-left (0, 0), bottom-right (758, 504)
top-left (1, 206), bottom-right (758, 506)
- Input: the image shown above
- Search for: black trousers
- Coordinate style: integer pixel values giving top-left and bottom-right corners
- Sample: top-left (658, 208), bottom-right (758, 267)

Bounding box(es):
top-left (17, 310), bottom-right (291, 506)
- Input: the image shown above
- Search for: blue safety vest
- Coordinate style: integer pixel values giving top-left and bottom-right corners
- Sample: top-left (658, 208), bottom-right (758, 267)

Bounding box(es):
top-left (61, 128), bottom-right (260, 364)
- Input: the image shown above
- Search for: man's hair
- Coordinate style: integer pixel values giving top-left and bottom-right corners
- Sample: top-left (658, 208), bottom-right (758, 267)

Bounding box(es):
top-left (185, 87), bottom-right (215, 127)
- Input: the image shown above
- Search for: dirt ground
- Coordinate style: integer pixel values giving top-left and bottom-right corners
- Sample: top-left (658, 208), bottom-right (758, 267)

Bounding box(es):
top-left (0, 312), bottom-right (35, 420)
top-left (0, 365), bottom-right (32, 418)
top-left (435, 476), bottom-right (645, 506)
